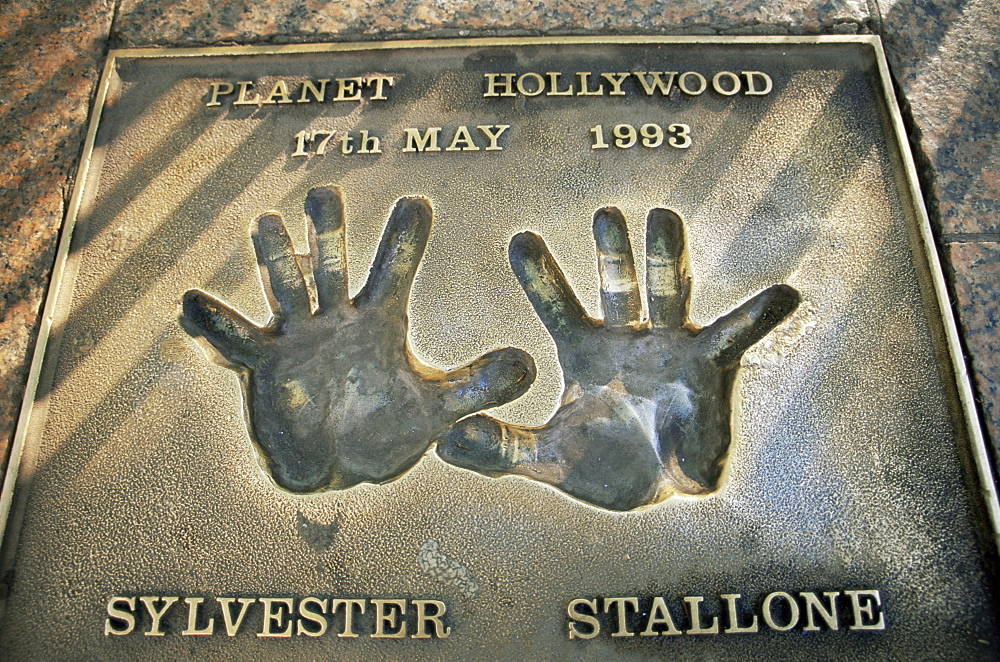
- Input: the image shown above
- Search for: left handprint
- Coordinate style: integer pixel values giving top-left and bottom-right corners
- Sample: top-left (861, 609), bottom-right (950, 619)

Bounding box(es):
top-left (181, 186), bottom-right (536, 493)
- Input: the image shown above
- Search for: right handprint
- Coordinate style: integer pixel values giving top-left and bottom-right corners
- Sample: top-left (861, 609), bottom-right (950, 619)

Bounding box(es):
top-left (437, 206), bottom-right (800, 511)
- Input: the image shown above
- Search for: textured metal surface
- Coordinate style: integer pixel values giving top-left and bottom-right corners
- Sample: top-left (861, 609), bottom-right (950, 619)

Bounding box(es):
top-left (0, 37), bottom-right (997, 658)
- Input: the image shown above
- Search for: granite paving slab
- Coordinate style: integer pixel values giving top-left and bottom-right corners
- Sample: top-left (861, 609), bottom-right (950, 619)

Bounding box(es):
top-left (110, 0), bottom-right (872, 47)
top-left (0, 0), bottom-right (114, 476)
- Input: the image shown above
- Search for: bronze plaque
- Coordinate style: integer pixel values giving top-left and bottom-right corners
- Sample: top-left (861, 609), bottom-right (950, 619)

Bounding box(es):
top-left (1, 36), bottom-right (997, 657)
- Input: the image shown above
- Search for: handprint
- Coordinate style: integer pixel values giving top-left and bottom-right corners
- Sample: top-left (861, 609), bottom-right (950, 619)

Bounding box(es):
top-left (437, 207), bottom-right (800, 511)
top-left (181, 186), bottom-right (535, 493)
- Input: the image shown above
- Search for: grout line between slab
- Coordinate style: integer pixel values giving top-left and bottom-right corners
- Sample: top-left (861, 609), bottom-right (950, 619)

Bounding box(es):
top-left (942, 233), bottom-right (1000, 244)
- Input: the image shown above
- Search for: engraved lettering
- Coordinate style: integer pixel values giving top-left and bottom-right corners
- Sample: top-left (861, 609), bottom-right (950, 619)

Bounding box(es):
top-left (412, 599), bottom-right (451, 639)
top-left (721, 594), bottom-right (758, 634)
top-left (845, 590), bottom-right (886, 630)
top-left (139, 596), bottom-right (179, 636)
top-left (567, 598), bottom-right (600, 639)
top-left (371, 599), bottom-right (407, 638)
top-left (104, 597), bottom-right (137, 636)
top-left (181, 597), bottom-right (215, 635)
top-left (258, 598), bottom-right (294, 637)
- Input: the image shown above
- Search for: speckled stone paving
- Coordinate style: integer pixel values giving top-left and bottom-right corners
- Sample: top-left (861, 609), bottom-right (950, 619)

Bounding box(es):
top-left (1, 0), bottom-right (997, 485)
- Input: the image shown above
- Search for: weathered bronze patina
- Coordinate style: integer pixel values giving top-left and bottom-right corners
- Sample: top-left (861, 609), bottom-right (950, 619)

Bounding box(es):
top-left (0, 37), bottom-right (996, 658)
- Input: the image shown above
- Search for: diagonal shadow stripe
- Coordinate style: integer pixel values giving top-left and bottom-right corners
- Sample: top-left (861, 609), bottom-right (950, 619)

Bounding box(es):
top-left (39, 109), bottom-right (312, 399)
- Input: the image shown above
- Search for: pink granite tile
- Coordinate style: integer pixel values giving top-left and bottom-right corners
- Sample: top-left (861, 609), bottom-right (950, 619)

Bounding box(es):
top-left (111, 0), bottom-right (872, 47)
top-left (0, 0), bottom-right (115, 475)
top-left (881, 0), bottom-right (1000, 235)
top-left (945, 242), bottom-right (1000, 471)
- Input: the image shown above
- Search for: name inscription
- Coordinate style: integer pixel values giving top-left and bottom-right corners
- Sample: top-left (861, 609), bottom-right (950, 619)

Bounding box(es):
top-left (104, 589), bottom-right (885, 641)
top-left (104, 596), bottom-right (451, 639)
top-left (567, 590), bottom-right (886, 639)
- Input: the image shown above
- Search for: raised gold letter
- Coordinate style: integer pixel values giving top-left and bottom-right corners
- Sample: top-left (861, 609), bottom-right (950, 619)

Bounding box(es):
top-left (567, 598), bottom-right (599, 639)
top-left (639, 597), bottom-right (682, 636)
top-left (334, 77), bottom-right (363, 101)
top-left (207, 82), bottom-right (234, 107)
top-left (684, 596), bottom-right (719, 635)
top-left (516, 72), bottom-right (546, 97)
top-left (182, 597), bottom-right (215, 635)
top-left (604, 597), bottom-right (639, 637)
top-left (632, 72), bottom-right (676, 96)
top-left (298, 79), bottom-right (329, 103)
top-left (678, 72), bottom-right (707, 95)
top-left (446, 126), bottom-right (481, 152)
top-left (372, 599), bottom-right (408, 638)
top-left (546, 72), bottom-right (574, 96)
top-left (800, 591), bottom-right (839, 631)
top-left (357, 130), bottom-right (382, 154)
top-left (743, 71), bottom-right (773, 95)
top-left (601, 72), bottom-right (630, 95)
top-left (258, 598), bottom-right (294, 637)
top-left (484, 73), bottom-right (516, 97)
top-left (139, 596), bottom-right (178, 636)
top-left (263, 80), bottom-right (293, 104)
top-left (412, 599), bottom-right (451, 639)
top-left (712, 71), bottom-right (742, 96)
top-left (366, 75), bottom-right (395, 100)
top-left (763, 592), bottom-right (800, 631)
top-left (476, 124), bottom-right (509, 151)
top-left (721, 594), bottom-right (758, 634)
top-left (330, 599), bottom-right (366, 637)
top-left (217, 597), bottom-right (255, 636)
top-left (845, 590), bottom-right (885, 630)
top-left (233, 81), bottom-right (259, 106)
top-left (576, 72), bottom-right (605, 96)
top-left (297, 597), bottom-right (328, 636)
top-left (105, 596), bottom-right (136, 636)
top-left (403, 127), bottom-right (442, 153)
